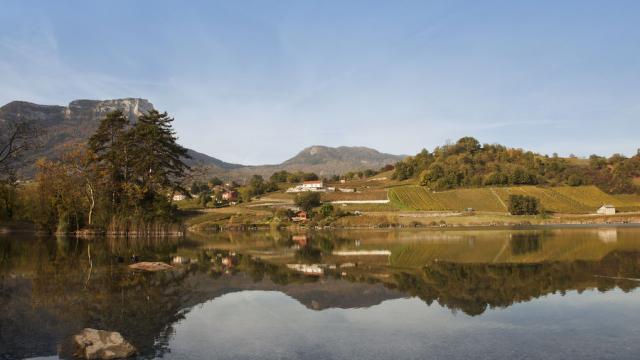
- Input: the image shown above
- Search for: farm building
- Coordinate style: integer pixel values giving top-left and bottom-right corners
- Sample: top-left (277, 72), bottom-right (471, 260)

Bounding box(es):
top-left (302, 180), bottom-right (323, 189)
top-left (597, 204), bottom-right (616, 215)
top-left (292, 210), bottom-right (308, 222)
top-left (222, 191), bottom-right (238, 202)
top-left (287, 180), bottom-right (328, 193)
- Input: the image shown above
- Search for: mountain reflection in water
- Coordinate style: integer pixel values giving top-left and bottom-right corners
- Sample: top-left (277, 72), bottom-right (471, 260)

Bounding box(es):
top-left (1, 227), bottom-right (640, 359)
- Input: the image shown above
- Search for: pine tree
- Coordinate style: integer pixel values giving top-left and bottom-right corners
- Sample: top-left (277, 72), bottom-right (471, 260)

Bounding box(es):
top-left (88, 110), bottom-right (129, 213)
top-left (128, 110), bottom-right (191, 214)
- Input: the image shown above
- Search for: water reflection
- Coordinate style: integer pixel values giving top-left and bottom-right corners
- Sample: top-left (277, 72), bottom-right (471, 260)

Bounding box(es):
top-left (510, 232), bottom-right (542, 255)
top-left (1, 227), bottom-right (640, 359)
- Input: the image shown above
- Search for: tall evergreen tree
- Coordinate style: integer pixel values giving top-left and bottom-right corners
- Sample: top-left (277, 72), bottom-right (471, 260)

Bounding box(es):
top-left (129, 110), bottom-right (191, 212)
top-left (88, 110), bottom-right (129, 213)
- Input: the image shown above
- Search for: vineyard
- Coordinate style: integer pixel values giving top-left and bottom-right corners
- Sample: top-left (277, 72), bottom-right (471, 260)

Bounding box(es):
top-left (389, 185), bottom-right (640, 214)
top-left (388, 186), bottom-right (505, 212)
top-left (492, 186), bottom-right (590, 213)
top-left (388, 186), bottom-right (445, 211)
top-left (322, 189), bottom-right (389, 201)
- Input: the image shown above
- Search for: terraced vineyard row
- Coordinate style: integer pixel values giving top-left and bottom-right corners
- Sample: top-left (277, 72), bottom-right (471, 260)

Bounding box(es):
top-left (614, 194), bottom-right (640, 206)
top-left (389, 185), bottom-right (640, 214)
top-left (432, 187), bottom-right (506, 212)
top-left (388, 186), bottom-right (446, 211)
top-left (389, 186), bottom-right (504, 212)
top-left (492, 186), bottom-right (591, 213)
top-left (553, 186), bottom-right (640, 212)
top-left (322, 189), bottom-right (388, 201)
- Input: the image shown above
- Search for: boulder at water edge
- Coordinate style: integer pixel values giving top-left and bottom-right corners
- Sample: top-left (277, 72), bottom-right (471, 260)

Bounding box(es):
top-left (72, 328), bottom-right (137, 359)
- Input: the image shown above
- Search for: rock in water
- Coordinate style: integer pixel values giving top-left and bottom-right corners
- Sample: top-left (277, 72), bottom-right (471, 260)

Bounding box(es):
top-left (128, 261), bottom-right (173, 272)
top-left (72, 328), bottom-right (137, 359)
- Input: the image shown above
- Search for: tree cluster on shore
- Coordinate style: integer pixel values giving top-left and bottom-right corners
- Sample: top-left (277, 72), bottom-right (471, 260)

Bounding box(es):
top-left (392, 137), bottom-right (640, 193)
top-left (1, 110), bottom-right (191, 233)
top-left (508, 195), bottom-right (540, 215)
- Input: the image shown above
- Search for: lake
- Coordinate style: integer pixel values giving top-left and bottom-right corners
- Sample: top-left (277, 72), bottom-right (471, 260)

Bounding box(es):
top-left (2, 226), bottom-right (640, 359)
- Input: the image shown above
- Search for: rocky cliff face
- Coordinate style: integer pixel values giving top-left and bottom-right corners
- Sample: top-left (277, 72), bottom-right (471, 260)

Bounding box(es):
top-left (0, 98), bottom-right (153, 128)
top-left (66, 98), bottom-right (154, 125)
top-left (0, 98), bottom-right (154, 177)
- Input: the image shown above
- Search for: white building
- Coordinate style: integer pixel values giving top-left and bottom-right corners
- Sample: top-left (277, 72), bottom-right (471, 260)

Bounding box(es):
top-left (286, 180), bottom-right (326, 193)
top-left (286, 263), bottom-right (325, 275)
top-left (597, 204), bottom-right (616, 215)
top-left (301, 180), bottom-right (323, 189)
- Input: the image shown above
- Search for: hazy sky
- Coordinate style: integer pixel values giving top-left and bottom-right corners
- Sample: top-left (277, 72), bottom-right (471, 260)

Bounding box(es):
top-left (1, 1), bottom-right (639, 164)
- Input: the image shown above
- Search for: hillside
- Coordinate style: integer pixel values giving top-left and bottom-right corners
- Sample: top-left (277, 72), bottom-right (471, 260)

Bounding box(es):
top-left (282, 146), bottom-right (403, 170)
top-left (185, 148), bottom-right (243, 171)
top-left (392, 136), bottom-right (640, 194)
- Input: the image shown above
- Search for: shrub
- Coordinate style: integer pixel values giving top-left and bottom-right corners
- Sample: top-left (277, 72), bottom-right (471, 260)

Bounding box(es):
top-left (318, 203), bottom-right (334, 218)
top-left (567, 174), bottom-right (584, 186)
top-left (294, 192), bottom-right (321, 211)
top-left (508, 195), bottom-right (540, 215)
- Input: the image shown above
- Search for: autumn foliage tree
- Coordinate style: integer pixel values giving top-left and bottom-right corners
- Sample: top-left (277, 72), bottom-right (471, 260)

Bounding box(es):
top-left (36, 109), bottom-right (191, 232)
top-left (393, 136), bottom-right (640, 194)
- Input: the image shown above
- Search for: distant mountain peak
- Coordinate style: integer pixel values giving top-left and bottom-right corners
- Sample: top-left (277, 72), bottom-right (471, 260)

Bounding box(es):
top-left (283, 145), bottom-right (403, 167)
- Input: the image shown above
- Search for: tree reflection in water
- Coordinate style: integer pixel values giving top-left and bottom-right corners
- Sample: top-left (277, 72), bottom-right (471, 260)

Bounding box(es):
top-left (1, 230), bottom-right (640, 359)
top-left (394, 251), bottom-right (640, 316)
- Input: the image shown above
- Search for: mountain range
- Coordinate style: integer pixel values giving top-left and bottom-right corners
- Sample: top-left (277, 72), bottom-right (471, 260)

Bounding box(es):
top-left (0, 98), bottom-right (405, 180)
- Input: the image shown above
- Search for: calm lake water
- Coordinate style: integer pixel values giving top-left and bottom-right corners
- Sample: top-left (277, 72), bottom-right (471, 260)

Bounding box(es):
top-left (2, 226), bottom-right (640, 359)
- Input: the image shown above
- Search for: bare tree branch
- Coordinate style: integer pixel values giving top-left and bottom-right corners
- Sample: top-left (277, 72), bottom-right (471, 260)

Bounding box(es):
top-left (0, 121), bottom-right (42, 180)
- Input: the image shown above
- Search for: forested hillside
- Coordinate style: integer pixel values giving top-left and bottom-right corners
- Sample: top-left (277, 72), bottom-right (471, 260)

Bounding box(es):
top-left (392, 137), bottom-right (640, 194)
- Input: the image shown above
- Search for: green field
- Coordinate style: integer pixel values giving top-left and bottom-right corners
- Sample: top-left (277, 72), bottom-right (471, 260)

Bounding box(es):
top-left (389, 185), bottom-right (640, 214)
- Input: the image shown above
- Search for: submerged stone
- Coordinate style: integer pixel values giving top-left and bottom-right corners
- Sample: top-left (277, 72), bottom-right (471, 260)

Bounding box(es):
top-left (72, 328), bottom-right (137, 359)
top-left (128, 261), bottom-right (173, 272)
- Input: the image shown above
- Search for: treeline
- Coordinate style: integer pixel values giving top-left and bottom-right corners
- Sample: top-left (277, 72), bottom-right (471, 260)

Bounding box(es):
top-left (394, 251), bottom-right (640, 316)
top-left (392, 137), bottom-right (640, 193)
top-left (1, 110), bottom-right (191, 233)
top-left (270, 167), bottom-right (390, 185)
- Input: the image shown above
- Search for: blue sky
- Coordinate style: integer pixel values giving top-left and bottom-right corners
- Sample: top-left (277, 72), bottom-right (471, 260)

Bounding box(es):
top-left (1, 1), bottom-right (639, 164)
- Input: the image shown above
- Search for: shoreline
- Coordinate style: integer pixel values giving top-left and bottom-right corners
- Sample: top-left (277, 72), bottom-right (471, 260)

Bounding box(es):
top-left (186, 211), bottom-right (640, 233)
top-left (5, 213), bottom-right (640, 236)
